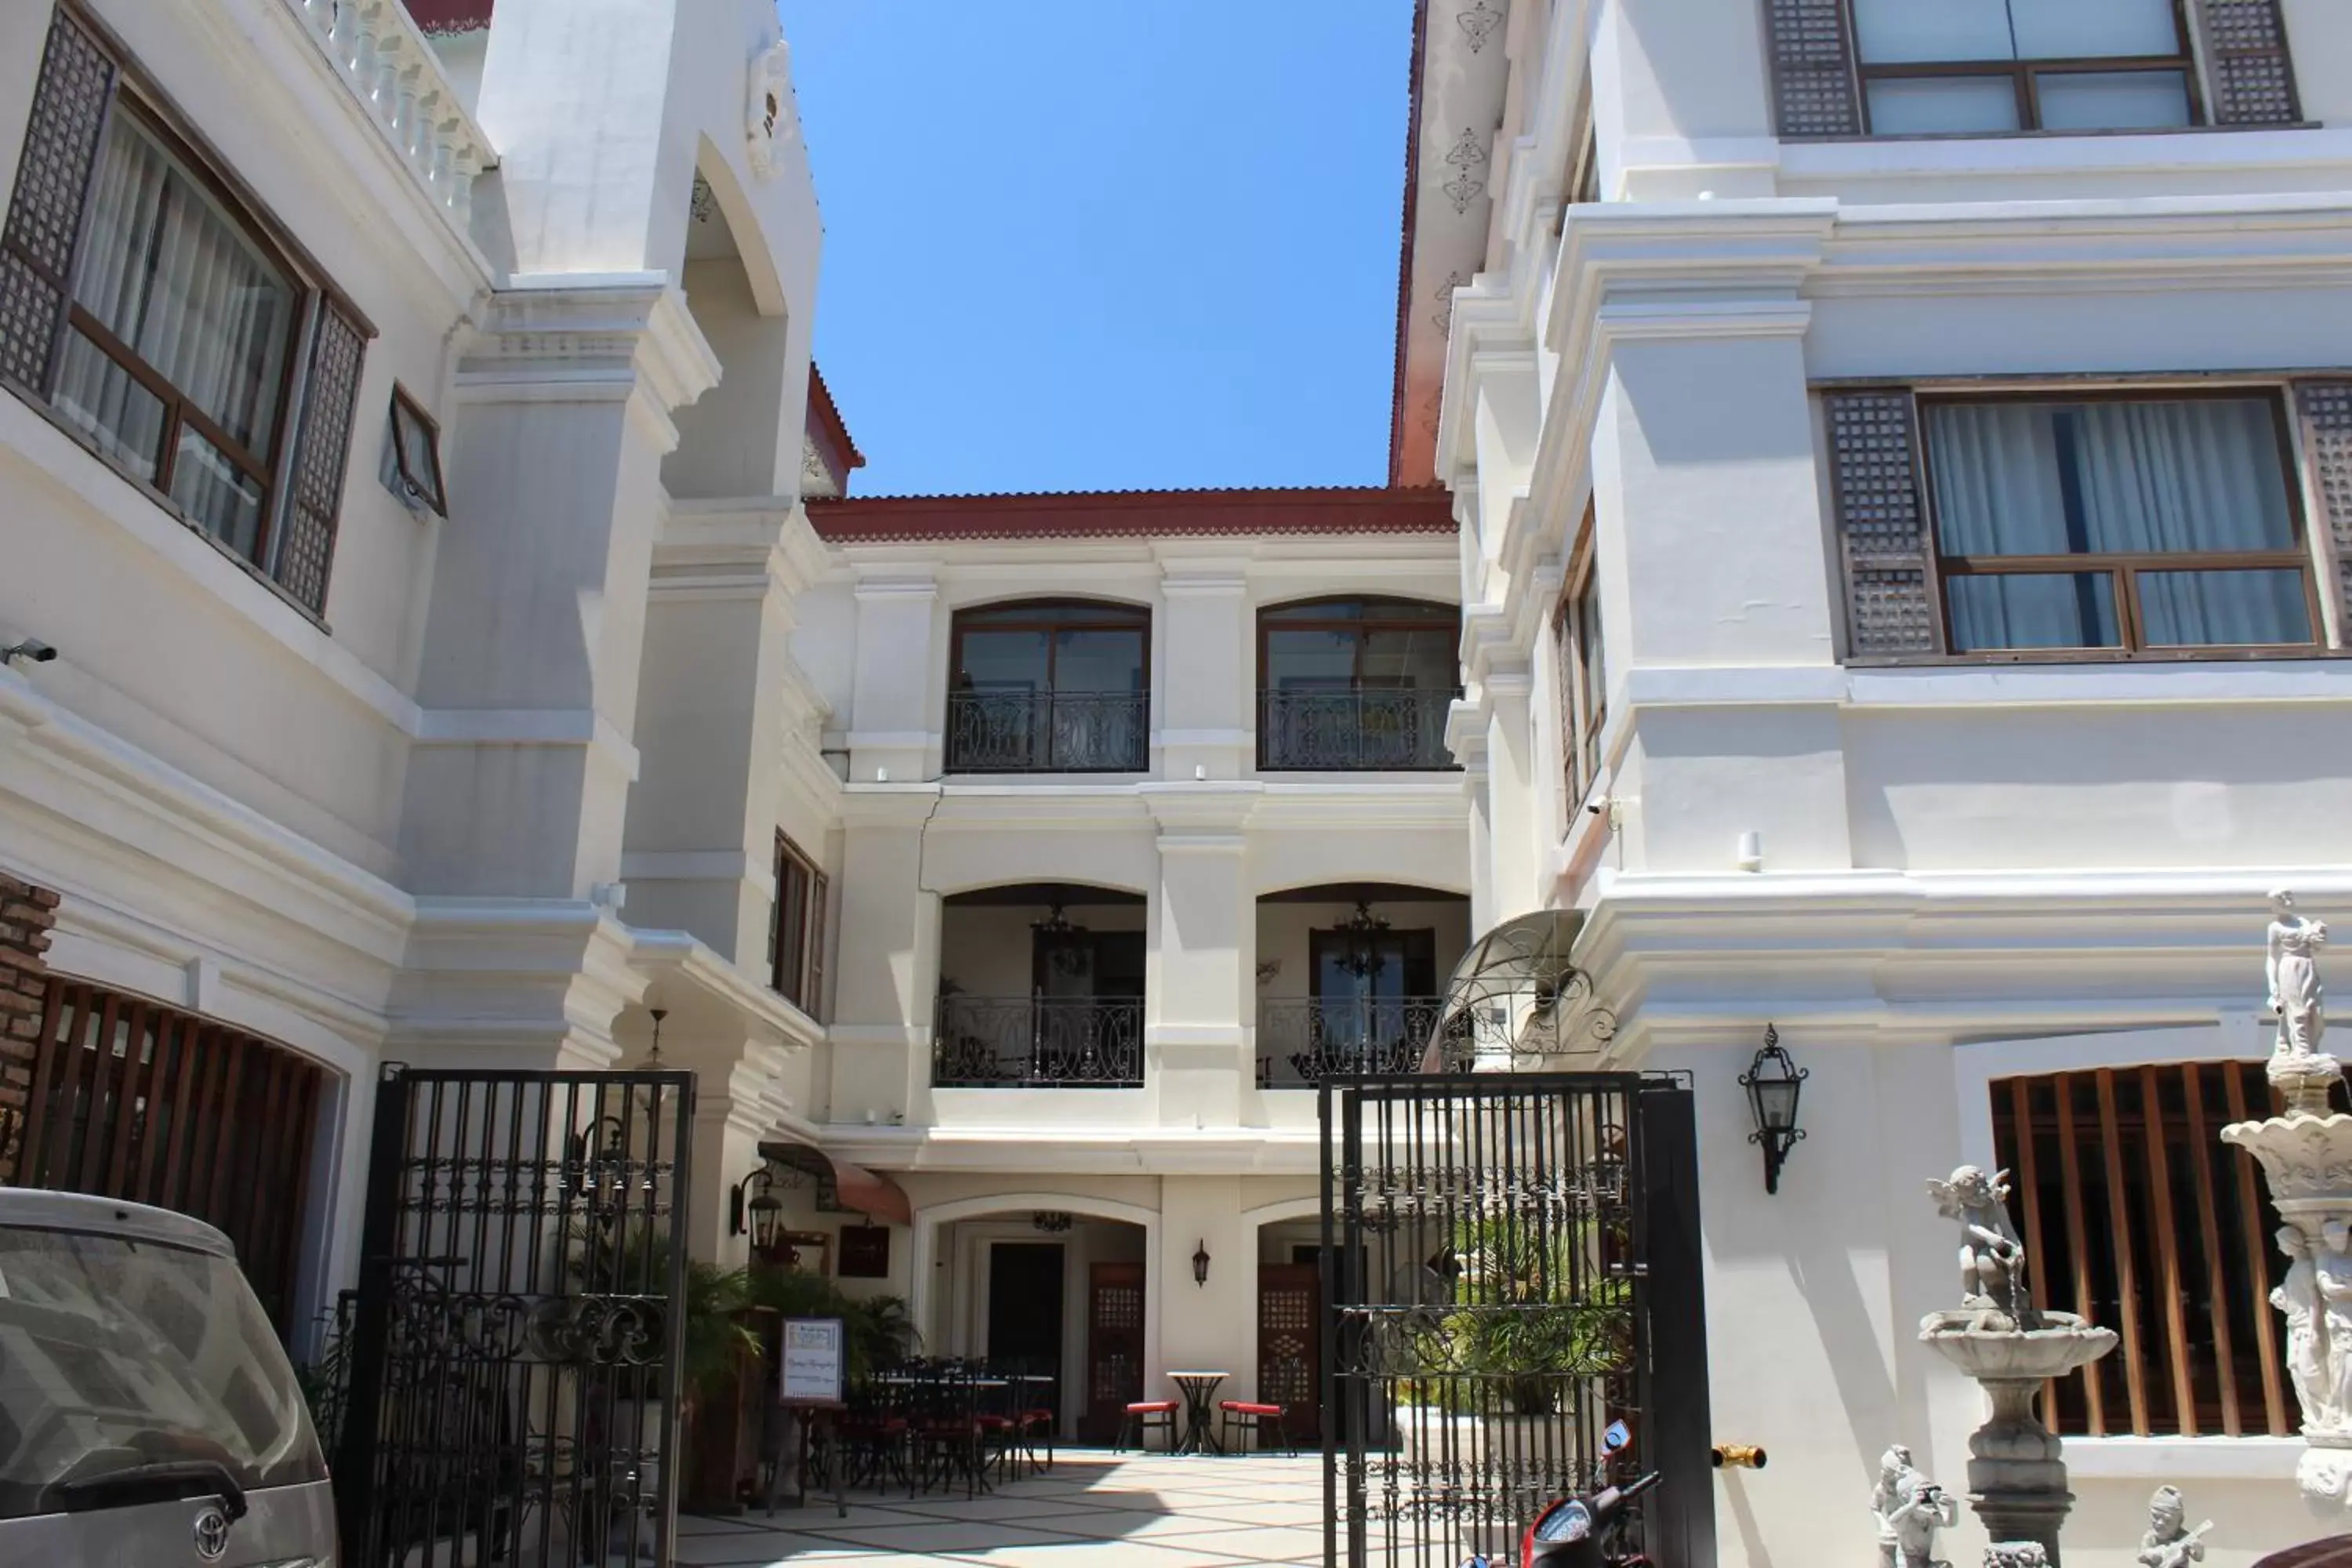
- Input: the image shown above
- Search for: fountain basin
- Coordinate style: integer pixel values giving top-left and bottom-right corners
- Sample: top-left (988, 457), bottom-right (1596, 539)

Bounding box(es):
top-left (1918, 1311), bottom-right (2119, 1384)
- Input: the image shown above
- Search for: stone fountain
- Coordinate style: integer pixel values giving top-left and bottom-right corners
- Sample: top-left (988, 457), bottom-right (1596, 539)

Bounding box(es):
top-left (2220, 888), bottom-right (2350, 1512)
top-left (1918, 1164), bottom-right (2118, 1566)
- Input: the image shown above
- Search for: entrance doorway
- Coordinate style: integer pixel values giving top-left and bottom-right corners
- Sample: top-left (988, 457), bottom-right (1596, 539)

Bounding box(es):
top-left (987, 1242), bottom-right (1066, 1421)
top-left (1083, 1260), bottom-right (1145, 1443)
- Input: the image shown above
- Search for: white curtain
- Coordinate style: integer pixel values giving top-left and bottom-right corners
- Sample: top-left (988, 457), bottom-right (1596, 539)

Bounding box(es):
top-left (1926, 399), bottom-right (2310, 650)
top-left (57, 114), bottom-right (293, 558)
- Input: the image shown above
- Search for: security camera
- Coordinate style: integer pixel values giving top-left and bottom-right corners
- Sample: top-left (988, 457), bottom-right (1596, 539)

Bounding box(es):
top-left (1, 639), bottom-right (56, 666)
top-left (1585, 794), bottom-right (1611, 817)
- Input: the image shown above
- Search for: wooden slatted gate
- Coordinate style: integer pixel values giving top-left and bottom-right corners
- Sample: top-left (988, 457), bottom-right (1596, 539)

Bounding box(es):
top-left (10, 977), bottom-right (328, 1333)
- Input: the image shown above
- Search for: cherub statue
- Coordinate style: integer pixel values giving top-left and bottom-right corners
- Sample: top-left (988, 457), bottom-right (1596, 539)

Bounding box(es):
top-left (2135, 1485), bottom-right (2210, 1568)
top-left (1871, 1444), bottom-right (1920, 1568)
top-left (2267, 888), bottom-right (2328, 1060)
top-left (1928, 1166), bottom-right (2031, 1320)
top-left (1885, 1468), bottom-right (1957, 1568)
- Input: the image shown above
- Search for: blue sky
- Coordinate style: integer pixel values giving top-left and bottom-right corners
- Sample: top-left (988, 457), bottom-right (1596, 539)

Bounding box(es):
top-left (777, 0), bottom-right (1417, 497)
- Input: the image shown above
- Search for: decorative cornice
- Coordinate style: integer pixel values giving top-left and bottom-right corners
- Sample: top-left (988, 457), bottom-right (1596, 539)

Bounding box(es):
top-left (458, 276), bottom-right (722, 443)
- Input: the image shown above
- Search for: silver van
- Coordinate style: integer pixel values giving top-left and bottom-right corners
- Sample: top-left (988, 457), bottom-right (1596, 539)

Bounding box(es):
top-left (0, 1188), bottom-right (336, 1566)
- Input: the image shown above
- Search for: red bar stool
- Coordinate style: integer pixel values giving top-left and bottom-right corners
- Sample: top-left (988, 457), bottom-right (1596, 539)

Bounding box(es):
top-left (1218, 1399), bottom-right (1295, 1455)
top-left (1115, 1399), bottom-right (1179, 1452)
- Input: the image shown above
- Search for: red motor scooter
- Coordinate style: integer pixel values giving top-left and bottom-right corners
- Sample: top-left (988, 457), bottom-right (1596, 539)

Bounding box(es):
top-left (1516, 1421), bottom-right (1661, 1568)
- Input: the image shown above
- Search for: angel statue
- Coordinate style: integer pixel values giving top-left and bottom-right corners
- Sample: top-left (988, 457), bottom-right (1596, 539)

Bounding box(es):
top-left (1929, 1166), bottom-right (2031, 1321)
top-left (2268, 888), bottom-right (2328, 1061)
top-left (2135, 1486), bottom-right (2211, 1568)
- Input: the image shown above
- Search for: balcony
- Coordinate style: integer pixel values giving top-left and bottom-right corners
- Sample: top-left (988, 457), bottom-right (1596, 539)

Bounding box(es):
top-left (1255, 884), bottom-right (1472, 1087)
top-left (946, 689), bottom-right (1148, 773)
top-left (1256, 996), bottom-right (1448, 1083)
top-left (935, 885), bottom-right (1145, 1087)
top-left (931, 995), bottom-right (1145, 1087)
top-left (1257, 687), bottom-right (1458, 771)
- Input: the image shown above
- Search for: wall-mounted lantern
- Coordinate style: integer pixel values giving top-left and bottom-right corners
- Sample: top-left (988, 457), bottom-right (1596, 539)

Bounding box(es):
top-left (729, 1163), bottom-right (784, 1254)
top-left (1192, 1239), bottom-right (1211, 1287)
top-left (1738, 1023), bottom-right (1807, 1196)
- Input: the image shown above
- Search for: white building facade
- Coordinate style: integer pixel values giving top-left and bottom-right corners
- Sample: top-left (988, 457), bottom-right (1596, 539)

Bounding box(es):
top-left (1410, 1), bottom-right (2352, 1564)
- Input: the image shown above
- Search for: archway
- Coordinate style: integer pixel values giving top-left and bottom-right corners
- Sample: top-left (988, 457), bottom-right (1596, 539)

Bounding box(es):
top-left (937, 884), bottom-right (1148, 1088)
top-left (1255, 881), bottom-right (1472, 1086)
top-left (909, 1191), bottom-right (1162, 1444)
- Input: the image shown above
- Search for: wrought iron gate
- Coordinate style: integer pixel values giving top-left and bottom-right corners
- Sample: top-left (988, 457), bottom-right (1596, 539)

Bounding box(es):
top-left (335, 1065), bottom-right (695, 1568)
top-left (1320, 1072), bottom-right (1711, 1568)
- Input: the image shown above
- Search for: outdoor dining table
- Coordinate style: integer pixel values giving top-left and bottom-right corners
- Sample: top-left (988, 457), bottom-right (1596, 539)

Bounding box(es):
top-left (1167, 1369), bottom-right (1229, 1455)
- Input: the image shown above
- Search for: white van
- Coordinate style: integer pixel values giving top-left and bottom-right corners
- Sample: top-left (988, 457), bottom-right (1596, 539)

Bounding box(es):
top-left (0, 1188), bottom-right (336, 1566)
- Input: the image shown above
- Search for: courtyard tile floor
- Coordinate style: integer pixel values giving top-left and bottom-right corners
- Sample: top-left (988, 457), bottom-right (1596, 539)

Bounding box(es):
top-left (680, 1452), bottom-right (1326, 1567)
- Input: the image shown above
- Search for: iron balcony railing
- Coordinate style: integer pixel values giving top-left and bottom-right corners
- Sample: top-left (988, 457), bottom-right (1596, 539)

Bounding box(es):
top-left (946, 690), bottom-right (1148, 773)
top-left (1256, 996), bottom-right (1451, 1087)
top-left (1257, 687), bottom-right (1460, 771)
top-left (933, 995), bottom-right (1145, 1087)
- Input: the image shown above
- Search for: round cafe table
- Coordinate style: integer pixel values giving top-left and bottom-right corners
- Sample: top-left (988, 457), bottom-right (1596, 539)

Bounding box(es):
top-left (1167, 1370), bottom-right (1229, 1455)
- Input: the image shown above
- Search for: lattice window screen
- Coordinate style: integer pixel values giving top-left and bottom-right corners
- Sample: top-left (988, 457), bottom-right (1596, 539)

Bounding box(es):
top-left (1762, 0), bottom-right (1862, 137)
top-left (1824, 390), bottom-right (1941, 658)
top-left (2294, 382), bottom-right (2352, 648)
top-left (278, 302), bottom-right (368, 616)
top-left (0, 9), bottom-right (114, 390)
top-left (2194, 0), bottom-right (2302, 125)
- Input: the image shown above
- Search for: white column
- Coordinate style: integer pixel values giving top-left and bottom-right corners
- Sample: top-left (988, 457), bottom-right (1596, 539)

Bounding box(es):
top-left (1146, 799), bottom-right (1254, 1129)
top-left (1156, 560), bottom-right (1250, 782)
top-left (848, 575), bottom-right (941, 785)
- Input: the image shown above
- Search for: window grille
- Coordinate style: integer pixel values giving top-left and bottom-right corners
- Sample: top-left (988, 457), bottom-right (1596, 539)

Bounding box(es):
top-left (1991, 1062), bottom-right (2292, 1436)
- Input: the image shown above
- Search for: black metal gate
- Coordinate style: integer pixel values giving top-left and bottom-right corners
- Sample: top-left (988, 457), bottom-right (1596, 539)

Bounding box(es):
top-left (335, 1065), bottom-right (696, 1568)
top-left (1320, 1072), bottom-right (1711, 1568)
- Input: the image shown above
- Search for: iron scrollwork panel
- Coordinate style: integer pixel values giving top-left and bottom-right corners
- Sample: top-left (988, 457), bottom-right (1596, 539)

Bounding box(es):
top-left (933, 995), bottom-right (1145, 1086)
top-left (1323, 1074), bottom-right (1651, 1568)
top-left (1259, 688), bottom-right (1460, 771)
top-left (338, 1068), bottom-right (695, 1568)
top-left (947, 690), bottom-right (1147, 772)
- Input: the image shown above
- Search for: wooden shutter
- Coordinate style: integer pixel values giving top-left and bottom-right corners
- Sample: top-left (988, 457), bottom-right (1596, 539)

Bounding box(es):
top-left (1824, 390), bottom-right (1942, 659)
top-left (0, 8), bottom-right (115, 390)
top-left (277, 301), bottom-right (368, 616)
top-left (804, 870), bottom-right (830, 1022)
top-left (1761, 0), bottom-right (1861, 138)
top-left (2294, 382), bottom-right (2352, 647)
top-left (2194, 0), bottom-right (2301, 126)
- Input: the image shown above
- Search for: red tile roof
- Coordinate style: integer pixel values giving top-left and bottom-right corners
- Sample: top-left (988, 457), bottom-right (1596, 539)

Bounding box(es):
top-left (404, 0), bottom-right (494, 35)
top-left (808, 486), bottom-right (1455, 543)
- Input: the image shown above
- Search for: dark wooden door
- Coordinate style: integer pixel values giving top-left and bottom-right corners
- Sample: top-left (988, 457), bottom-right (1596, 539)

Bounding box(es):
top-left (1258, 1263), bottom-right (1320, 1443)
top-left (989, 1243), bottom-right (1066, 1419)
top-left (1084, 1260), bottom-right (1145, 1443)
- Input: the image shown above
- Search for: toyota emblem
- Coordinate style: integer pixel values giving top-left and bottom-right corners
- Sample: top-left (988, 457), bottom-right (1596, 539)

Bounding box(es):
top-left (191, 1504), bottom-right (231, 1562)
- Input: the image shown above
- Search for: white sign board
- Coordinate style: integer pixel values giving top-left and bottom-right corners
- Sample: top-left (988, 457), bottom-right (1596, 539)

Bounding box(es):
top-left (780, 1316), bottom-right (846, 1406)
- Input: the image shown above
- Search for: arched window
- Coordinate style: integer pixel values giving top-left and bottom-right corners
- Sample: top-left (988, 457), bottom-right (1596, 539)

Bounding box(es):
top-left (1257, 597), bottom-right (1459, 771)
top-left (947, 600), bottom-right (1149, 772)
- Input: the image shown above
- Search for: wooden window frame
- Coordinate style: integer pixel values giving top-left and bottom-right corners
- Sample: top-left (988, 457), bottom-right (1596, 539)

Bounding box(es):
top-left (386, 383), bottom-right (448, 517)
top-left (1558, 510), bottom-right (1606, 802)
top-left (0, 2), bottom-right (376, 617)
top-left (26, 98), bottom-right (307, 570)
top-left (770, 831), bottom-right (827, 1016)
top-left (1849, 0), bottom-right (2205, 134)
top-left (1255, 595), bottom-right (1461, 694)
top-left (1917, 386), bottom-right (2326, 660)
top-left (948, 597), bottom-right (1152, 699)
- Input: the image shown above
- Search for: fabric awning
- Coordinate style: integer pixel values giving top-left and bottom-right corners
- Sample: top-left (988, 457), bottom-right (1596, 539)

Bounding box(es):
top-left (759, 1139), bottom-right (913, 1228)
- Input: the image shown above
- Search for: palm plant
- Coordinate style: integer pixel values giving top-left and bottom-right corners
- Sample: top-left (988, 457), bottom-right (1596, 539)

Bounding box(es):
top-left (1410, 1214), bottom-right (1633, 1416)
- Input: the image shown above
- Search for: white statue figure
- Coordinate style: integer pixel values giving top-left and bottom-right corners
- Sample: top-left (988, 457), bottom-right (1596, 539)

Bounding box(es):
top-left (2135, 1485), bottom-right (2211, 1568)
top-left (1885, 1469), bottom-right (1958, 1568)
top-left (2277, 1225), bottom-right (2334, 1433)
top-left (1872, 1444), bottom-right (1920, 1568)
top-left (1928, 1166), bottom-right (2030, 1318)
top-left (2267, 888), bottom-right (2328, 1060)
top-left (2318, 1219), bottom-right (2352, 1428)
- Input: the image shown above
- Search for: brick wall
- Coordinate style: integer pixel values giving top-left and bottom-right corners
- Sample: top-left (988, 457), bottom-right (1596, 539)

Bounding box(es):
top-left (0, 872), bottom-right (59, 1183)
